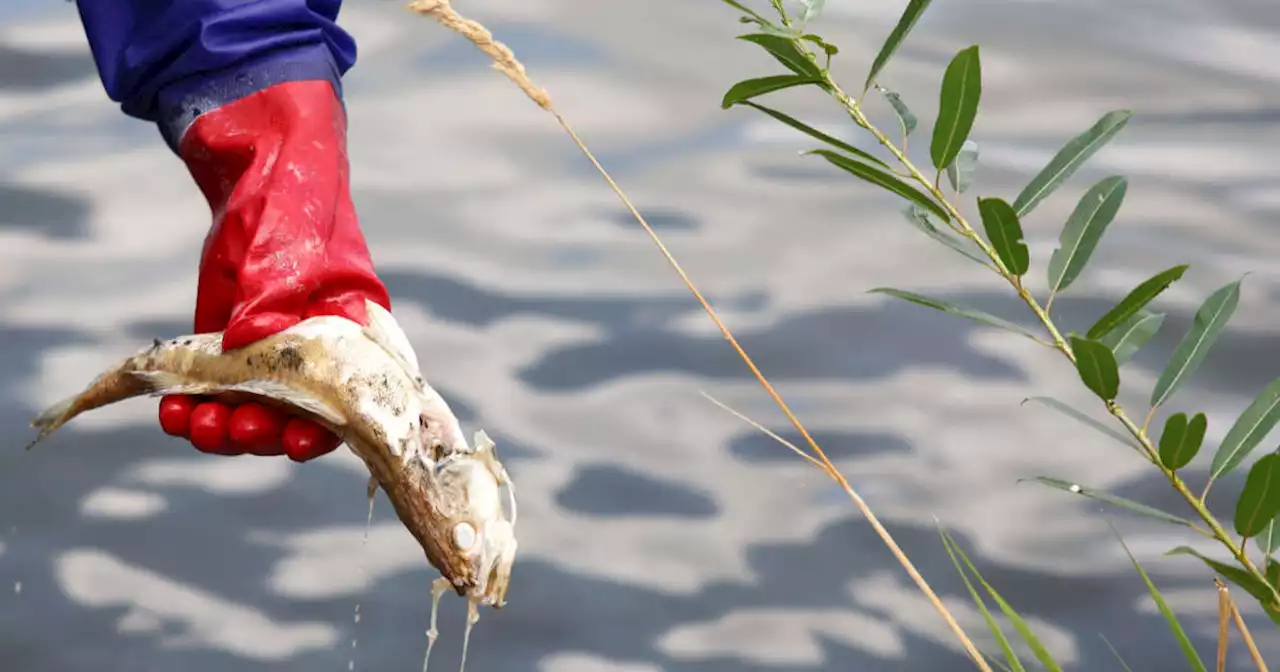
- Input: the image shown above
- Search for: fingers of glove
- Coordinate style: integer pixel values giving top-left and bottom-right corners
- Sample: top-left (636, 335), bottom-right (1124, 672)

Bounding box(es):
top-left (228, 402), bottom-right (287, 456)
top-left (282, 417), bottom-right (342, 462)
top-left (160, 396), bottom-right (287, 456)
top-left (161, 396), bottom-right (233, 454)
top-left (188, 401), bottom-right (236, 455)
top-left (158, 395), bottom-right (197, 438)
top-left (158, 395), bottom-right (339, 460)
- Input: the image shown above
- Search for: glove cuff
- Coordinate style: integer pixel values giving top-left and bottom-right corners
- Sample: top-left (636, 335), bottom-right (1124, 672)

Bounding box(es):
top-left (155, 43), bottom-right (345, 154)
top-left (174, 76), bottom-right (391, 345)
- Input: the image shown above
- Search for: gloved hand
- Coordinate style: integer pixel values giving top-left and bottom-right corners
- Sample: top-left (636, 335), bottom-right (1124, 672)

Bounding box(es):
top-left (156, 79), bottom-right (392, 462)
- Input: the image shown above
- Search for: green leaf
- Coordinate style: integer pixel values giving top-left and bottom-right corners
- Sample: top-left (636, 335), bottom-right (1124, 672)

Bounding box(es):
top-left (943, 530), bottom-right (1063, 672)
top-left (901, 205), bottom-right (988, 266)
top-left (800, 34), bottom-right (838, 57)
top-left (869, 287), bottom-right (1042, 341)
top-left (864, 0), bottom-right (934, 91)
top-left (1012, 110), bottom-right (1133, 218)
top-left (947, 140), bottom-right (979, 193)
top-left (1261, 570), bottom-right (1280, 624)
top-left (757, 23), bottom-right (804, 38)
top-left (939, 531), bottom-right (1026, 672)
top-left (738, 102), bottom-right (888, 168)
top-left (1099, 311), bottom-right (1164, 367)
top-left (721, 74), bottom-right (820, 109)
top-left (1046, 176), bottom-right (1128, 296)
top-left (1235, 453), bottom-right (1280, 538)
top-left (737, 33), bottom-right (825, 79)
top-left (1118, 537), bottom-right (1207, 672)
top-left (977, 197), bottom-right (1029, 276)
top-left (807, 149), bottom-right (949, 220)
top-left (1211, 376), bottom-right (1280, 482)
top-left (1257, 516), bottom-right (1280, 556)
top-left (1024, 476), bottom-right (1198, 528)
top-left (1021, 397), bottom-right (1141, 451)
top-left (1070, 336), bottom-right (1120, 401)
top-left (798, 0), bottom-right (826, 23)
top-left (1086, 264), bottom-right (1189, 339)
top-left (1157, 412), bottom-right (1206, 471)
top-left (931, 45), bottom-right (982, 172)
top-left (1166, 546), bottom-right (1278, 608)
top-left (875, 84), bottom-right (918, 137)
top-left (1150, 278), bottom-right (1244, 409)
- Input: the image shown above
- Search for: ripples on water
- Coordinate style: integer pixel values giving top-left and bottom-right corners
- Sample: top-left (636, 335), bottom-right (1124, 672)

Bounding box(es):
top-left (2, 0), bottom-right (1279, 669)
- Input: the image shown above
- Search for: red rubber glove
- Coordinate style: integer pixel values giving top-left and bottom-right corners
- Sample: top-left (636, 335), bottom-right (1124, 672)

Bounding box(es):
top-left (157, 79), bottom-right (391, 462)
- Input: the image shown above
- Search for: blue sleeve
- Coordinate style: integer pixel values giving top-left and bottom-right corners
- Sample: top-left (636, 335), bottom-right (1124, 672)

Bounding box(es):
top-left (76, 0), bottom-right (357, 150)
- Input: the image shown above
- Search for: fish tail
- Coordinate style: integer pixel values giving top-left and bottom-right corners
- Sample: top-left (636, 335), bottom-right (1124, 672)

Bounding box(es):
top-left (26, 366), bottom-right (151, 449)
top-left (29, 394), bottom-right (78, 436)
top-left (25, 363), bottom-right (214, 450)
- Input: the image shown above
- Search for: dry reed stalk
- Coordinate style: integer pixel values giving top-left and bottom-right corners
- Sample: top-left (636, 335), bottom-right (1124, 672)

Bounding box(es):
top-left (1218, 579), bottom-right (1270, 672)
top-left (1217, 577), bottom-right (1231, 672)
top-left (406, 1), bottom-right (992, 669)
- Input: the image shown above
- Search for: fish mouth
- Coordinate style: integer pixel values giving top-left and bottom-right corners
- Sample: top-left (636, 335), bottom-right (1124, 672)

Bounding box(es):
top-left (432, 550), bottom-right (477, 595)
top-left (431, 430), bottom-right (517, 608)
top-left (483, 467), bottom-right (518, 607)
top-left (376, 457), bottom-right (479, 596)
top-left (428, 523), bottom-right (514, 606)
top-left (481, 569), bottom-right (511, 608)
top-left (472, 522), bottom-right (517, 608)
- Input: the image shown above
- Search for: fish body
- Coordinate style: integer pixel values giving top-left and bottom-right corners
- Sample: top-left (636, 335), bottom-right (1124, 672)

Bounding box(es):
top-left (27, 300), bottom-right (517, 609)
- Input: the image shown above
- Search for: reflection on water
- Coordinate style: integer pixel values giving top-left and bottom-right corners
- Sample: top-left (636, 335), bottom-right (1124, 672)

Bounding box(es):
top-left (3, 0), bottom-right (1280, 669)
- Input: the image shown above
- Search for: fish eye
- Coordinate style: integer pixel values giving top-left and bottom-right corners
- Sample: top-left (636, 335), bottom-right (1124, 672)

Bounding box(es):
top-left (453, 521), bottom-right (477, 551)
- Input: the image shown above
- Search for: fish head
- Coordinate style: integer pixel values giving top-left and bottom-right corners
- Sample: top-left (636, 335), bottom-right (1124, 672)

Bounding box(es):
top-left (431, 430), bottom-right (518, 608)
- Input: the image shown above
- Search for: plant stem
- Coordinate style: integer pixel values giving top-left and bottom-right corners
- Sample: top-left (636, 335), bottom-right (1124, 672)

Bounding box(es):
top-left (838, 83), bottom-right (1073, 354)
top-left (1217, 577), bottom-right (1232, 672)
top-left (1108, 413), bottom-right (1277, 604)
top-left (794, 43), bottom-right (1280, 611)
top-left (1228, 585), bottom-right (1271, 672)
top-left (415, 3), bottom-right (997, 669)
top-left (552, 107), bottom-right (996, 672)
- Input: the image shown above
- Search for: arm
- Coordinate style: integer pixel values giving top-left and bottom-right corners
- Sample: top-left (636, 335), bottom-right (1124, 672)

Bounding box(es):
top-left (77, 0), bottom-right (390, 461)
top-left (77, 0), bottom-right (355, 145)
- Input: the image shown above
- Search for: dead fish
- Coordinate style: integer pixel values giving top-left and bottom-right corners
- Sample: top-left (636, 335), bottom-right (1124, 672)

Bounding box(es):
top-left (25, 300), bottom-right (518, 615)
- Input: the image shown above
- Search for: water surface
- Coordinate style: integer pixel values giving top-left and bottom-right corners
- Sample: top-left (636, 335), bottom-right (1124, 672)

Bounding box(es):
top-left (3, 1), bottom-right (1280, 669)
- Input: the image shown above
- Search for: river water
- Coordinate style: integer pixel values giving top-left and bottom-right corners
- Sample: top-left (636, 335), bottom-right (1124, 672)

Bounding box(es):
top-left (3, 0), bottom-right (1280, 669)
